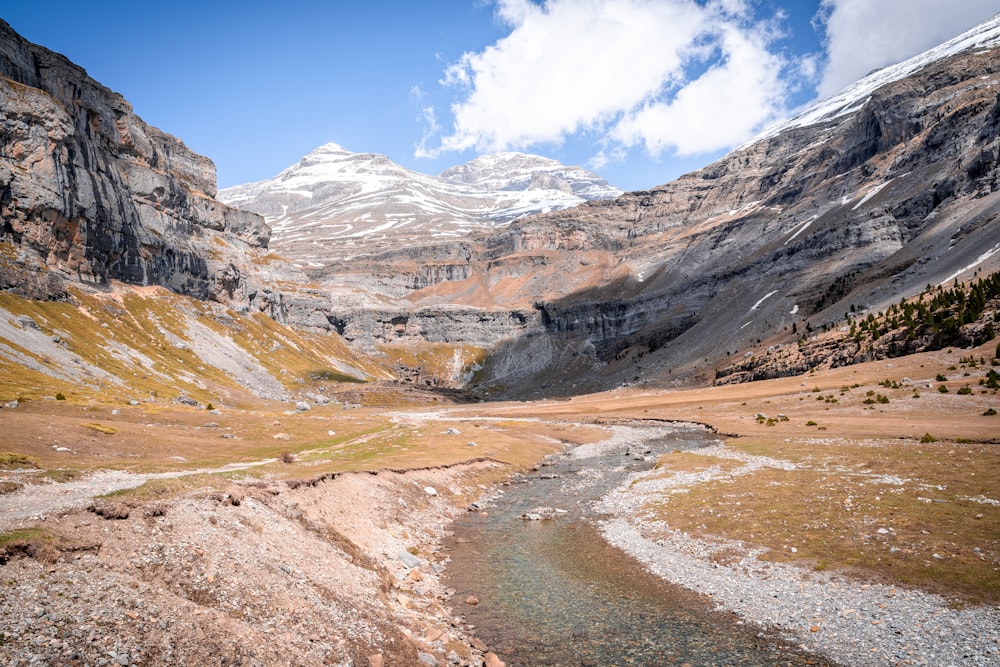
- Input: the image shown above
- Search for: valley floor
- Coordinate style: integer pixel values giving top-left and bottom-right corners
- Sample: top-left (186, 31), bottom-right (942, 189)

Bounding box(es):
top-left (1, 343), bottom-right (998, 666)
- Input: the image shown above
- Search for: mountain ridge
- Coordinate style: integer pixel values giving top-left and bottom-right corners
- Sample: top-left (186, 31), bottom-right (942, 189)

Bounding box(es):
top-left (217, 144), bottom-right (621, 268)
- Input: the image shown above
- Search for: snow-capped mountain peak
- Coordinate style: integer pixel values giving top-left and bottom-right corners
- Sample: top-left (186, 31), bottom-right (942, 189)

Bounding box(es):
top-left (217, 145), bottom-right (621, 266)
top-left (752, 12), bottom-right (1000, 143)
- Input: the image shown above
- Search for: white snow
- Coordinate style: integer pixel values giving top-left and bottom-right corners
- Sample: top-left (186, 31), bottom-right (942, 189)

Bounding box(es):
top-left (750, 290), bottom-right (778, 312)
top-left (219, 144), bottom-right (622, 249)
top-left (748, 14), bottom-right (1000, 144)
top-left (784, 215), bottom-right (818, 246)
top-left (852, 179), bottom-right (895, 211)
top-left (939, 242), bottom-right (1000, 285)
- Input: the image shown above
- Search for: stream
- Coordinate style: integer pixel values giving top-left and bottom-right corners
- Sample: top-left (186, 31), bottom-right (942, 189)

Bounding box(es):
top-left (444, 421), bottom-right (836, 666)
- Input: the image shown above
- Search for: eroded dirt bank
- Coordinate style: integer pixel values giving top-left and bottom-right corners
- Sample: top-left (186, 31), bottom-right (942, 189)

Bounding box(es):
top-left (0, 462), bottom-right (506, 666)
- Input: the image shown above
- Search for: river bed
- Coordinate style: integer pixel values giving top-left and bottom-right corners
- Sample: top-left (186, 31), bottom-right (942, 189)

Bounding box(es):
top-left (444, 421), bottom-right (837, 666)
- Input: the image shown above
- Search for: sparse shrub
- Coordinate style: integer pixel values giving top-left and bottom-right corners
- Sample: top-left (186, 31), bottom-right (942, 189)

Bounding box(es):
top-left (938, 385), bottom-right (949, 393)
top-left (984, 370), bottom-right (999, 389)
top-left (935, 374), bottom-right (947, 382)
top-left (205, 403), bottom-right (214, 411)
top-left (920, 433), bottom-right (938, 443)
top-left (55, 392), bottom-right (65, 401)
top-left (984, 408), bottom-right (998, 416)
top-left (82, 423), bottom-right (117, 435)
top-left (805, 420), bottom-right (818, 426)
top-left (281, 452), bottom-right (296, 464)
top-left (957, 386), bottom-right (973, 395)
top-left (912, 392), bottom-right (920, 399)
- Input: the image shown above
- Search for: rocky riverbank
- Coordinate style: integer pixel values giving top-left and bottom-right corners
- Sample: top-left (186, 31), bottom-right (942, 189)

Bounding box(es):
top-left (597, 442), bottom-right (1000, 667)
top-left (0, 462), bottom-right (508, 667)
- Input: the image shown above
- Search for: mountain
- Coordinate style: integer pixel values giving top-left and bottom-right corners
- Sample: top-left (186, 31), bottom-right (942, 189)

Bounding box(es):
top-left (312, 13), bottom-right (1000, 397)
top-left (217, 144), bottom-right (621, 269)
top-left (3, 14), bottom-right (1000, 402)
top-left (0, 19), bottom-right (286, 312)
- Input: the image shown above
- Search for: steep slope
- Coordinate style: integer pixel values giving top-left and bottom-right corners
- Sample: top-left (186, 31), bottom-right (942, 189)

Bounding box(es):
top-left (317, 15), bottom-right (1000, 397)
top-left (217, 144), bottom-right (620, 269)
top-left (0, 284), bottom-right (389, 408)
top-left (0, 20), bottom-right (295, 314)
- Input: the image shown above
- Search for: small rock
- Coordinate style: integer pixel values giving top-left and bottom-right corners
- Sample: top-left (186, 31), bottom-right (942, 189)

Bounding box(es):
top-left (89, 502), bottom-right (130, 520)
top-left (398, 551), bottom-right (422, 569)
top-left (368, 655), bottom-right (384, 667)
top-left (484, 652), bottom-right (505, 667)
top-left (417, 652), bottom-right (438, 667)
top-left (424, 486), bottom-right (438, 497)
top-left (111, 409), bottom-right (120, 416)
top-left (464, 595), bottom-right (480, 606)
top-left (295, 401), bottom-right (311, 411)
top-left (445, 427), bottom-right (461, 435)
top-left (425, 628), bottom-right (443, 642)
top-left (129, 399), bottom-right (140, 406)
top-left (272, 433), bottom-right (291, 441)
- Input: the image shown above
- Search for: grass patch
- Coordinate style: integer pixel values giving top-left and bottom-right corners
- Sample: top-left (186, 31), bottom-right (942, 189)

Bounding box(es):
top-left (308, 369), bottom-right (365, 384)
top-left (641, 438), bottom-right (1000, 604)
top-left (0, 452), bottom-right (39, 469)
top-left (82, 422), bottom-right (117, 435)
top-left (0, 527), bottom-right (56, 549)
top-left (98, 474), bottom-right (229, 503)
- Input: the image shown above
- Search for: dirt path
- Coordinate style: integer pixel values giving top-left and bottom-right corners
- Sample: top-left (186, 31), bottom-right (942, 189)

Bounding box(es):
top-left (0, 459), bottom-right (276, 532)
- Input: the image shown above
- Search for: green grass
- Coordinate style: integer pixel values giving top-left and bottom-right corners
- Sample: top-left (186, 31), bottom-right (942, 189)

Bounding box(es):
top-left (0, 452), bottom-right (39, 469)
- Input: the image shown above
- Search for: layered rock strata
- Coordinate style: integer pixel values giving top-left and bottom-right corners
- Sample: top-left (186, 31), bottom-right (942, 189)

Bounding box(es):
top-left (0, 19), bottom-right (281, 312)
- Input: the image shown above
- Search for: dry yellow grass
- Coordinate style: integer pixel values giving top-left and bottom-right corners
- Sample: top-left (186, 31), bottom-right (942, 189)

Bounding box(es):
top-left (2, 285), bottom-right (997, 605)
top-left (496, 340), bottom-right (1000, 604)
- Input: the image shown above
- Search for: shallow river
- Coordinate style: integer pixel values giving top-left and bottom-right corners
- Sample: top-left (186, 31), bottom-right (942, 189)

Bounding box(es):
top-left (444, 421), bottom-right (837, 666)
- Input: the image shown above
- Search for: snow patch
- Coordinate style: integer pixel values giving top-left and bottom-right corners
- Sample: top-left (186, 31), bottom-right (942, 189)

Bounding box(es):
top-left (939, 242), bottom-right (1000, 285)
top-left (851, 179), bottom-right (894, 211)
top-left (750, 291), bottom-right (778, 312)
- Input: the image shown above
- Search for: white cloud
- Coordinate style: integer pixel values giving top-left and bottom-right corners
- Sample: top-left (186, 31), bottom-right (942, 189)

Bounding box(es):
top-left (611, 22), bottom-right (786, 156)
top-left (422, 0), bottom-right (790, 164)
top-left (817, 0), bottom-right (1000, 97)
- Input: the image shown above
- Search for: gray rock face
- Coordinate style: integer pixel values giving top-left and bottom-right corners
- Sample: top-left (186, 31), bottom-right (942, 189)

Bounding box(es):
top-left (0, 19), bottom-right (275, 309)
top-left (316, 28), bottom-right (1000, 395)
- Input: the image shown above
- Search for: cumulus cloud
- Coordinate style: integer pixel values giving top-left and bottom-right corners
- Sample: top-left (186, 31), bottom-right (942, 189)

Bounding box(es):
top-left (817, 0), bottom-right (1000, 97)
top-left (422, 0), bottom-right (791, 163)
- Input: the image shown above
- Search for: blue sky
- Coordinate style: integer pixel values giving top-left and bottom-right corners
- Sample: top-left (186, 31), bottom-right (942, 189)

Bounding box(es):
top-left (3, 1), bottom-right (999, 191)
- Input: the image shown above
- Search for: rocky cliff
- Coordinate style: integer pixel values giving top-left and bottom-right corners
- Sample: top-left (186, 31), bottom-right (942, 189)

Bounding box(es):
top-left (3, 16), bottom-right (1000, 400)
top-left (309, 16), bottom-right (1000, 396)
top-left (0, 19), bottom-right (286, 313)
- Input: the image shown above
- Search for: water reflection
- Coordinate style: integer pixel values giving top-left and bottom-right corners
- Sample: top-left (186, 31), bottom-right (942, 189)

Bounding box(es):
top-left (445, 422), bottom-right (837, 667)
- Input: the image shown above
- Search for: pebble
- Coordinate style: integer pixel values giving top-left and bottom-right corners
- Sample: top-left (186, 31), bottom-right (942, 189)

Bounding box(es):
top-left (598, 439), bottom-right (1000, 667)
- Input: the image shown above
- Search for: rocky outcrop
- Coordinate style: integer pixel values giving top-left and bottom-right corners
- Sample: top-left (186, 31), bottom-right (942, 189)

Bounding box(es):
top-left (314, 23), bottom-right (1000, 396)
top-left (0, 19), bottom-right (278, 309)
